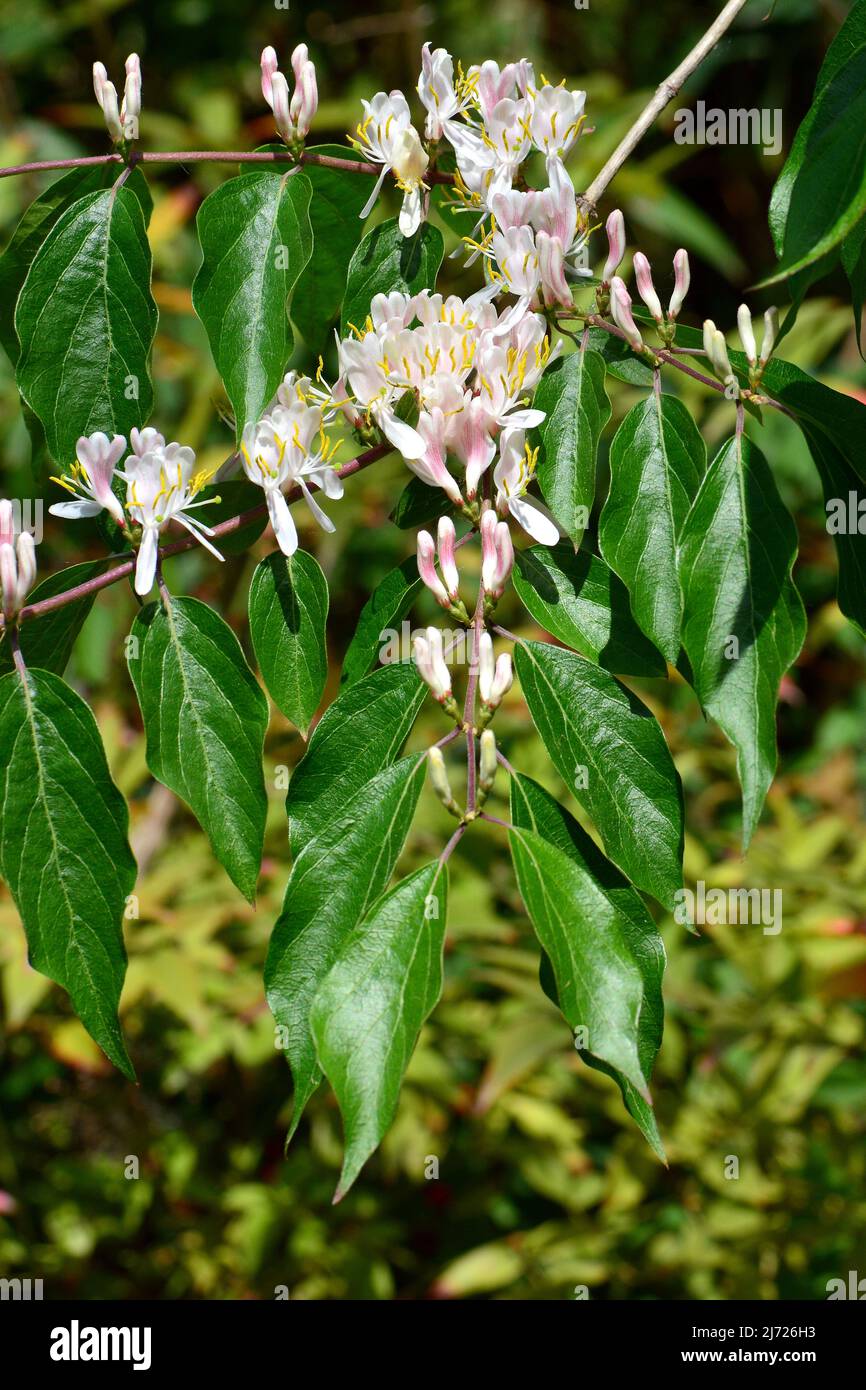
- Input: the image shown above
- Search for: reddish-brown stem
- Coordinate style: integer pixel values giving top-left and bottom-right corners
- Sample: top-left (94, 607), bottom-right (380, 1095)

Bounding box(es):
top-left (8, 442), bottom-right (390, 626)
top-left (0, 147), bottom-right (457, 183)
top-left (463, 588), bottom-right (485, 813)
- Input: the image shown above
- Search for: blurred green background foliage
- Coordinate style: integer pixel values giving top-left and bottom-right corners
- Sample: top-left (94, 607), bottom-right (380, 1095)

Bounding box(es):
top-left (0, 0), bottom-right (865, 1299)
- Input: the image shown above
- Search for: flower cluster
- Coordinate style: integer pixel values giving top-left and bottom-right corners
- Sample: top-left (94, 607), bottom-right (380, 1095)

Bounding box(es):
top-left (336, 287), bottom-right (559, 542)
top-left (93, 54), bottom-right (141, 144)
top-left (50, 430), bottom-right (222, 597)
top-left (261, 45), bottom-right (318, 149)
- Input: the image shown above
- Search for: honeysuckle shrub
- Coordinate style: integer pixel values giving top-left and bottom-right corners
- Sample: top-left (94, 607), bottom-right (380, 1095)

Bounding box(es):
top-left (1, 4), bottom-right (866, 1202)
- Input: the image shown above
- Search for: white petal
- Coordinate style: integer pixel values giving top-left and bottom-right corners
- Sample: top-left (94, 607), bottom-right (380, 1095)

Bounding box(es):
top-left (509, 495), bottom-right (560, 545)
top-left (49, 500), bottom-right (103, 519)
top-left (380, 413), bottom-right (427, 460)
top-left (175, 514), bottom-right (225, 562)
top-left (267, 489), bottom-right (298, 556)
top-left (135, 527), bottom-right (159, 596)
top-left (299, 479), bottom-right (336, 533)
top-left (399, 188), bottom-right (423, 237)
top-left (503, 408), bottom-right (545, 430)
top-left (359, 164), bottom-right (389, 220)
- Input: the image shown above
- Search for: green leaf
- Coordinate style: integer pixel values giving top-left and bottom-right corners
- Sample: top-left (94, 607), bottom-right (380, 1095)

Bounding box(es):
top-left (127, 596), bottom-right (269, 901)
top-left (507, 827), bottom-right (644, 1101)
top-left (287, 660), bottom-right (426, 853)
top-left (586, 325), bottom-right (654, 387)
top-left (266, 754), bottom-right (426, 1136)
top-left (678, 434), bottom-right (806, 848)
top-left (0, 559), bottom-right (111, 678)
top-left (804, 424), bottom-right (866, 634)
top-left (532, 347), bottom-right (610, 545)
top-left (0, 668), bottom-right (136, 1076)
top-left (761, 42), bottom-right (866, 284)
top-left (248, 550), bottom-right (328, 735)
top-left (842, 217), bottom-right (866, 355)
top-left (340, 557), bottom-right (422, 688)
top-left (341, 218), bottom-right (444, 336)
top-left (514, 639), bottom-right (683, 908)
top-left (192, 168), bottom-right (313, 435)
top-left (310, 861), bottom-right (448, 1198)
top-left (599, 392), bottom-right (705, 664)
top-left (291, 145), bottom-right (371, 352)
top-left (0, 165), bottom-right (152, 366)
top-left (510, 774), bottom-right (665, 1158)
top-left (390, 474), bottom-right (456, 530)
top-left (15, 186), bottom-right (157, 466)
top-left (513, 544), bottom-right (666, 677)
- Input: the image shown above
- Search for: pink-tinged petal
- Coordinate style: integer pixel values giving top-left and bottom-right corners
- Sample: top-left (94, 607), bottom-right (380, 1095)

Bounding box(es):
top-left (379, 412), bottom-right (427, 461)
top-left (261, 46), bottom-right (279, 105)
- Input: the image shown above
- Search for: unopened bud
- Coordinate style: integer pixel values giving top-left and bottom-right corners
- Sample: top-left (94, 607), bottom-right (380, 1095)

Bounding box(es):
top-left (602, 209), bottom-right (625, 282)
top-left (93, 62), bottom-right (123, 143)
top-left (759, 306), bottom-right (779, 365)
top-left (479, 729), bottom-right (497, 794)
top-left (122, 53), bottom-right (141, 138)
top-left (609, 276), bottom-right (643, 352)
top-left (703, 320), bottom-right (734, 385)
top-left (15, 533), bottom-right (36, 603)
top-left (417, 530), bottom-right (450, 608)
top-left (736, 304), bottom-right (757, 366)
top-left (413, 626), bottom-right (452, 701)
top-left (668, 249), bottom-right (690, 320)
top-left (479, 635), bottom-right (512, 711)
top-left (633, 252), bottom-right (663, 323)
top-left (437, 515), bottom-right (460, 602)
top-left (428, 746), bottom-right (459, 815)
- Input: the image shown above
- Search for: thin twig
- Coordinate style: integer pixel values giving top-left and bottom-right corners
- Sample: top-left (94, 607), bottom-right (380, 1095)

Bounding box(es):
top-left (581, 0), bottom-right (750, 208)
top-left (438, 823), bottom-right (467, 865)
top-left (0, 147), bottom-right (456, 183)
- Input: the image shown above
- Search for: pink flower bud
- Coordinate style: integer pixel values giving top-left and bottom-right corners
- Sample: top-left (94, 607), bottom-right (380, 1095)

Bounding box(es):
top-left (602, 209), bottom-right (625, 282)
top-left (737, 304), bottom-right (757, 365)
top-left (0, 500), bottom-right (14, 548)
top-left (477, 631), bottom-right (495, 703)
top-left (290, 45), bottom-right (318, 137)
top-left (0, 544), bottom-right (17, 623)
top-left (261, 46), bottom-right (279, 104)
top-left (668, 249), bottom-right (690, 319)
top-left (633, 252), bottom-right (663, 322)
top-left (122, 53), bottom-right (141, 137)
top-left (15, 532), bottom-right (36, 605)
top-left (437, 515), bottom-right (460, 602)
top-left (417, 530), bottom-right (450, 608)
top-left (480, 509), bottom-right (498, 595)
top-left (488, 652), bottom-right (513, 707)
top-left (609, 277), bottom-right (643, 352)
top-left (269, 70), bottom-right (291, 143)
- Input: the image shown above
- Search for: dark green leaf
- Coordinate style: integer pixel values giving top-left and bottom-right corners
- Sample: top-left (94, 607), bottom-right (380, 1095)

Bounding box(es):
top-left (532, 348), bottom-right (610, 546)
top-left (390, 474), bottom-right (456, 530)
top-left (287, 660), bottom-right (426, 853)
top-left (0, 668), bottom-right (136, 1076)
top-left (291, 145), bottom-right (371, 352)
top-left (15, 186), bottom-right (157, 466)
top-left (513, 544), bottom-right (666, 677)
top-left (510, 773), bottom-right (665, 1158)
top-left (266, 754), bottom-right (426, 1137)
top-left (127, 596), bottom-right (269, 901)
top-left (0, 559), bottom-right (111, 677)
top-left (599, 392), bottom-right (705, 664)
top-left (341, 217), bottom-right (444, 336)
top-left (678, 434), bottom-right (806, 848)
top-left (514, 638), bottom-right (684, 908)
top-left (310, 860), bottom-right (448, 1198)
top-left (192, 169), bottom-right (313, 435)
top-left (585, 326), bottom-right (654, 387)
top-left (0, 165), bottom-right (152, 366)
top-left (248, 550), bottom-right (328, 735)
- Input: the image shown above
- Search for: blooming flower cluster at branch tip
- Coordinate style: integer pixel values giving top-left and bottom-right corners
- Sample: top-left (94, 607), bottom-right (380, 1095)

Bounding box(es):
top-left (0, 500), bottom-right (36, 624)
top-left (477, 631), bottom-right (513, 711)
top-left (479, 507), bottom-right (514, 603)
top-left (337, 288), bottom-right (557, 540)
top-left (93, 54), bottom-right (141, 144)
top-left (241, 372), bottom-right (342, 557)
top-left (261, 45), bottom-right (318, 147)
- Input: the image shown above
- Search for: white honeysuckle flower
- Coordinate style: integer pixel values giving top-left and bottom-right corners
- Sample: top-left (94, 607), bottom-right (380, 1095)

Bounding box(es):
top-left (493, 430), bottom-right (560, 544)
top-left (417, 43), bottom-right (473, 141)
top-left (353, 91), bottom-right (429, 235)
top-left (448, 96), bottom-right (530, 203)
top-left (528, 82), bottom-right (585, 159)
top-left (409, 408), bottom-right (464, 503)
top-left (488, 224), bottom-right (540, 325)
top-left (261, 44), bottom-right (317, 145)
top-left (412, 625), bottom-right (452, 701)
top-left (241, 398), bottom-right (343, 557)
top-left (130, 426), bottom-right (166, 457)
top-left (337, 330), bottom-right (427, 459)
top-left (528, 158), bottom-right (591, 308)
top-left (469, 59), bottom-right (534, 122)
top-left (120, 440), bottom-right (223, 595)
top-left (49, 432), bottom-right (127, 525)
